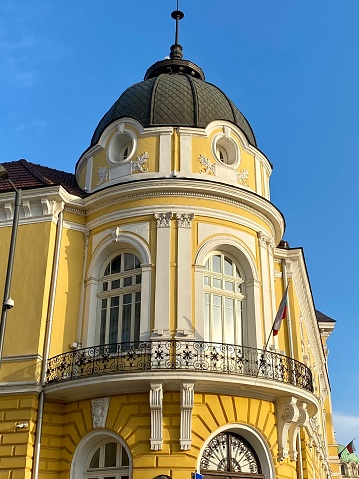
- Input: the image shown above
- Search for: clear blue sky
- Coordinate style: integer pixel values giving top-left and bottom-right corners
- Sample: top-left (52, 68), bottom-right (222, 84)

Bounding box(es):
top-left (1, 0), bottom-right (358, 445)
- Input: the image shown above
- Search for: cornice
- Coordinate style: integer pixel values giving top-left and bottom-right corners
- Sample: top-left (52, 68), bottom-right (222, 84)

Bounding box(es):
top-left (86, 204), bottom-right (274, 239)
top-left (84, 179), bottom-right (284, 242)
top-left (274, 248), bottom-right (330, 397)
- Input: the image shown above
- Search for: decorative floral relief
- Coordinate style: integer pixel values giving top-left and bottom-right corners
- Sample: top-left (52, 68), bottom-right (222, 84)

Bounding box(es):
top-left (199, 154), bottom-right (215, 175)
top-left (132, 152), bottom-right (149, 173)
top-left (154, 212), bottom-right (173, 228)
top-left (96, 167), bottom-right (109, 185)
top-left (176, 213), bottom-right (194, 228)
top-left (238, 169), bottom-right (249, 187)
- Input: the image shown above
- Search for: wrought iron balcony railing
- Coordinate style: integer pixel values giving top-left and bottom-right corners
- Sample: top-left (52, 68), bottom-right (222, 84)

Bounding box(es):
top-left (45, 340), bottom-right (314, 393)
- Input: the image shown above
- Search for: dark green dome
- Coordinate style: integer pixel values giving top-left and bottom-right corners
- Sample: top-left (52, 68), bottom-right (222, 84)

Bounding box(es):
top-left (91, 67), bottom-right (256, 147)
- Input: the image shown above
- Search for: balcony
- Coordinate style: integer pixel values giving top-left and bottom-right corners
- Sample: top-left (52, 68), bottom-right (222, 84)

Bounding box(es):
top-left (45, 340), bottom-right (313, 393)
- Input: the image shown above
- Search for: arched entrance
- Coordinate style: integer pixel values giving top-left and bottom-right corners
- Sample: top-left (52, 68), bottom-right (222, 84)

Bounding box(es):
top-left (200, 432), bottom-right (264, 479)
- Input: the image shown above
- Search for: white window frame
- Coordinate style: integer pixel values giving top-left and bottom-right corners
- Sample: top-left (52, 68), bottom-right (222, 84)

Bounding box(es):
top-left (194, 236), bottom-right (260, 348)
top-left (71, 431), bottom-right (132, 479)
top-left (203, 251), bottom-right (246, 345)
top-left (97, 250), bottom-right (142, 346)
top-left (82, 232), bottom-right (152, 348)
top-left (85, 439), bottom-right (130, 479)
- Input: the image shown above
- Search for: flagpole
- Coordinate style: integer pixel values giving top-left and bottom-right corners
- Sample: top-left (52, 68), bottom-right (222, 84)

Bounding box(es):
top-left (257, 280), bottom-right (291, 377)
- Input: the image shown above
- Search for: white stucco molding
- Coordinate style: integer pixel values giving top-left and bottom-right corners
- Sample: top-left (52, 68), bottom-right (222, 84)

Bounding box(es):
top-left (83, 230), bottom-right (152, 346)
top-left (275, 247), bottom-right (330, 399)
top-left (180, 383), bottom-right (194, 451)
top-left (288, 401), bottom-right (309, 461)
top-left (83, 178), bottom-right (284, 242)
top-left (276, 396), bottom-right (300, 462)
top-left (91, 397), bottom-right (110, 429)
top-left (70, 429), bottom-right (132, 479)
top-left (195, 235), bottom-right (258, 281)
top-left (150, 383), bottom-right (163, 451)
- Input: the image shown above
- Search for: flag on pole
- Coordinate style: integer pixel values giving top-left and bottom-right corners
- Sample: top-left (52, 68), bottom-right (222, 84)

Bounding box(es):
top-left (273, 285), bottom-right (289, 336)
top-left (346, 439), bottom-right (356, 454)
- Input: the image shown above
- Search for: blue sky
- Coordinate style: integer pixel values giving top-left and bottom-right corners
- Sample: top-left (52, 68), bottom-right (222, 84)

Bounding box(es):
top-left (1, 0), bottom-right (358, 445)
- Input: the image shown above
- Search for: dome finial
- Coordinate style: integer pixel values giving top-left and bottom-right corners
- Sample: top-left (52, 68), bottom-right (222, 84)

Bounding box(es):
top-left (170, 0), bottom-right (184, 60)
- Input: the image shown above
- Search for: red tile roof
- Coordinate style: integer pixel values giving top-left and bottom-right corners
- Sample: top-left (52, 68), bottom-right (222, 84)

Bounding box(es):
top-left (0, 159), bottom-right (86, 197)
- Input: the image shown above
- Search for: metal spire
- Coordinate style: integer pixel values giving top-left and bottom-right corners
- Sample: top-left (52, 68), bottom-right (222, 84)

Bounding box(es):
top-left (170, 0), bottom-right (184, 60)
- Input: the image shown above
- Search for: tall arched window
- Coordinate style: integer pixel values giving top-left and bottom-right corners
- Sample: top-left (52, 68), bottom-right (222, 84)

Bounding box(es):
top-left (204, 252), bottom-right (245, 345)
top-left (85, 439), bottom-right (130, 479)
top-left (200, 432), bottom-right (263, 477)
top-left (98, 252), bottom-right (141, 345)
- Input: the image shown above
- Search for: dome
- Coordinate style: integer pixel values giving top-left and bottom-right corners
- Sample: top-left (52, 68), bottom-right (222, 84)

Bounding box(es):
top-left (91, 66), bottom-right (256, 147)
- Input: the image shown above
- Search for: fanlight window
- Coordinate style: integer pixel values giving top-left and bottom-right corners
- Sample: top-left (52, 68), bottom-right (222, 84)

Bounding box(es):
top-left (86, 440), bottom-right (130, 479)
top-left (204, 253), bottom-right (245, 345)
top-left (200, 432), bottom-right (262, 477)
top-left (98, 252), bottom-right (141, 345)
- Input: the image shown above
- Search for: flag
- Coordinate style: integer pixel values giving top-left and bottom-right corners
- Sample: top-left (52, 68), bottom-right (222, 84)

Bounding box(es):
top-left (273, 285), bottom-right (289, 336)
top-left (346, 440), bottom-right (356, 454)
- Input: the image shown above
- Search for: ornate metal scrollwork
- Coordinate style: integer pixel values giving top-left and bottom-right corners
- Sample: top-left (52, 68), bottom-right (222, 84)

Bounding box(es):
top-left (46, 340), bottom-right (314, 394)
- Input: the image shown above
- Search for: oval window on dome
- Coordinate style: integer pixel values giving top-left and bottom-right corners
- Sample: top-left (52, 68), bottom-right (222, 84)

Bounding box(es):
top-left (108, 132), bottom-right (135, 164)
top-left (213, 132), bottom-right (240, 167)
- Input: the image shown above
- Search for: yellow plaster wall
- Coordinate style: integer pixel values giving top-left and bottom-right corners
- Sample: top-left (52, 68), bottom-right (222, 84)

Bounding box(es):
top-left (91, 149), bottom-right (107, 190)
top-left (76, 162), bottom-right (87, 190)
top-left (50, 227), bottom-right (85, 357)
top-left (0, 394), bottom-right (38, 479)
top-left (36, 392), bottom-right (302, 479)
top-left (136, 135), bottom-right (159, 173)
top-left (191, 132), bottom-right (256, 191)
top-left (1, 222), bottom-right (56, 361)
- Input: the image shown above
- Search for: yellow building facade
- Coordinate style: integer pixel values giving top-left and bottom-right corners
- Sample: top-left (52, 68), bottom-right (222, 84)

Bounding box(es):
top-left (0, 10), bottom-right (339, 479)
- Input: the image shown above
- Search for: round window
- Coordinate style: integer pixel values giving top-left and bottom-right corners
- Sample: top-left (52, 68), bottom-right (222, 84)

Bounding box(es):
top-left (213, 133), bottom-right (240, 167)
top-left (108, 132), bottom-right (135, 163)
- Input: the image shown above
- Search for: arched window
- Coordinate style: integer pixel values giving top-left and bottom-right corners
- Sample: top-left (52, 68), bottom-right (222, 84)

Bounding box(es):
top-left (200, 432), bottom-right (263, 477)
top-left (85, 439), bottom-right (130, 479)
top-left (204, 252), bottom-right (245, 344)
top-left (98, 252), bottom-right (141, 345)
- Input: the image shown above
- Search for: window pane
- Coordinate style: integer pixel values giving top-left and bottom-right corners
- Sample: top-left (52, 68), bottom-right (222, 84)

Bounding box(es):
top-left (104, 442), bottom-right (117, 468)
top-left (134, 300), bottom-right (141, 343)
top-left (111, 279), bottom-right (120, 290)
top-left (225, 298), bottom-right (234, 344)
top-left (103, 282), bottom-right (108, 292)
top-left (134, 255), bottom-right (141, 269)
top-left (212, 255), bottom-right (221, 273)
top-left (136, 274), bottom-right (141, 284)
top-left (204, 293), bottom-right (210, 340)
top-left (235, 266), bottom-right (241, 278)
top-left (123, 276), bottom-right (132, 287)
top-left (124, 253), bottom-right (134, 271)
top-left (109, 298), bottom-right (119, 344)
top-left (100, 308), bottom-right (107, 345)
top-left (122, 300), bottom-right (132, 343)
top-left (205, 259), bottom-right (210, 270)
top-left (104, 264), bottom-right (110, 276)
top-left (213, 278), bottom-right (221, 289)
top-left (225, 281), bottom-right (233, 291)
top-left (111, 256), bottom-right (121, 274)
top-left (204, 275), bottom-right (209, 286)
top-left (224, 256), bottom-right (232, 276)
top-left (121, 446), bottom-right (130, 466)
top-left (213, 295), bottom-right (222, 342)
top-left (89, 447), bottom-right (100, 469)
